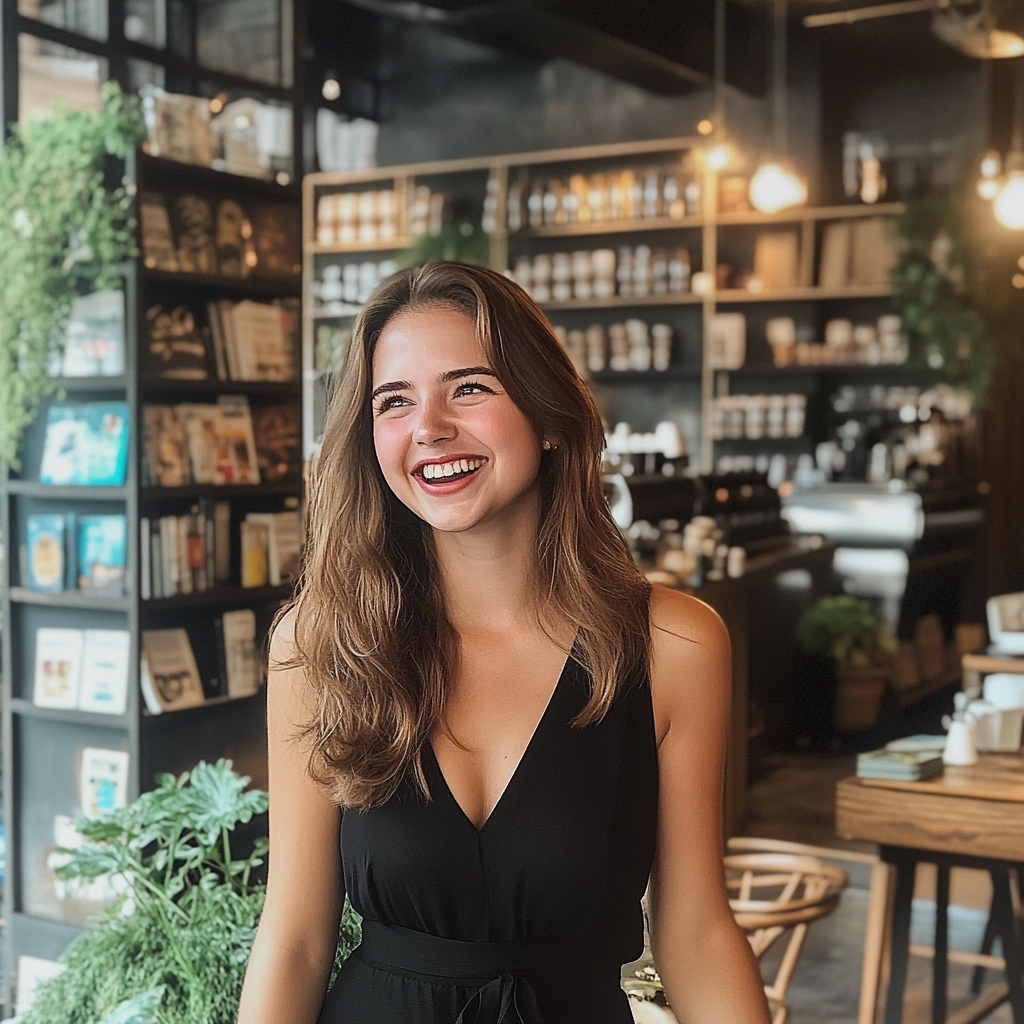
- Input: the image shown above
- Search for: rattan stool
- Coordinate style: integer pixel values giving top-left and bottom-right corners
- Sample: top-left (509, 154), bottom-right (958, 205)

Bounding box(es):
top-left (725, 847), bottom-right (850, 1024)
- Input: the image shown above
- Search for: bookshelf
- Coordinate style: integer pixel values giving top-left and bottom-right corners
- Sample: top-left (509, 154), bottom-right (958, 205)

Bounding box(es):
top-left (302, 138), bottom-right (907, 472)
top-left (1, 0), bottom-right (306, 980)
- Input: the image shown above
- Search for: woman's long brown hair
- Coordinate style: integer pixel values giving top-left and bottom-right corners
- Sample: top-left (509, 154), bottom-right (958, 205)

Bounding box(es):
top-left (289, 261), bottom-right (651, 808)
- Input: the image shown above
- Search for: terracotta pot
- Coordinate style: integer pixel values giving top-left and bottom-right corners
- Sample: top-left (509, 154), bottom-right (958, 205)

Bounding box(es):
top-left (835, 664), bottom-right (887, 731)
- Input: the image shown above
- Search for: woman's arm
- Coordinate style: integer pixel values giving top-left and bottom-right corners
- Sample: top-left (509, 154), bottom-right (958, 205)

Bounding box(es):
top-left (237, 609), bottom-right (344, 1024)
top-left (647, 587), bottom-right (771, 1024)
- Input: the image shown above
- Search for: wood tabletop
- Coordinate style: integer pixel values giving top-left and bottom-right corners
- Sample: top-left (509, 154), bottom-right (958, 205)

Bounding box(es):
top-left (836, 753), bottom-right (1024, 861)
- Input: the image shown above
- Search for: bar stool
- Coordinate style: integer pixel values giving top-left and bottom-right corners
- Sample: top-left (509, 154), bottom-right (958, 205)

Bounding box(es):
top-left (724, 846), bottom-right (849, 1024)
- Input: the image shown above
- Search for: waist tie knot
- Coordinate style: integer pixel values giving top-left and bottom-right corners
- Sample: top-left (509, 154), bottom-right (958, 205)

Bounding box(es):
top-left (354, 920), bottom-right (621, 1024)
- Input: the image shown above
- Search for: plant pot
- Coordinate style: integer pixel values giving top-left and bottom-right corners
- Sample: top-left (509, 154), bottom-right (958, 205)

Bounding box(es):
top-left (835, 665), bottom-right (887, 731)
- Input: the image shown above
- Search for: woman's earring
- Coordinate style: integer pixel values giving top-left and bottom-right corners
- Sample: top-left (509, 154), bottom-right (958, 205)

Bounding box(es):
top-left (542, 439), bottom-right (556, 451)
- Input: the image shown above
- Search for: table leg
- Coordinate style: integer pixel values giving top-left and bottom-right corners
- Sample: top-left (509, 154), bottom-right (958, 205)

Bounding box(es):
top-left (884, 857), bottom-right (917, 1024)
top-left (932, 864), bottom-right (949, 1024)
top-left (971, 905), bottom-right (997, 995)
top-left (860, 861), bottom-right (893, 1024)
top-left (990, 866), bottom-right (1024, 1024)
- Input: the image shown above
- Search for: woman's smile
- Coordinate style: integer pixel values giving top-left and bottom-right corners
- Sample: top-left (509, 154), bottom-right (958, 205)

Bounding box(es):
top-left (413, 455), bottom-right (489, 494)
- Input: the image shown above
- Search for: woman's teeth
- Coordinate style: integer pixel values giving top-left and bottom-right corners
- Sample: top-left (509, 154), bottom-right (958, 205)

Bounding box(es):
top-left (421, 458), bottom-right (484, 481)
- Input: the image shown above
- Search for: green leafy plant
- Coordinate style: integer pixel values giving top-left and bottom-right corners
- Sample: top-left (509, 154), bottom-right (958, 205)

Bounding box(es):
top-left (890, 196), bottom-right (993, 400)
top-left (24, 760), bottom-right (362, 1024)
top-left (0, 81), bottom-right (146, 467)
top-left (795, 596), bottom-right (896, 670)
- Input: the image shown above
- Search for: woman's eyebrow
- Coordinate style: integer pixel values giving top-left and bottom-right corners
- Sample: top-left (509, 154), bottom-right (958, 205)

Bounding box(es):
top-left (439, 366), bottom-right (496, 382)
top-left (370, 380), bottom-right (410, 402)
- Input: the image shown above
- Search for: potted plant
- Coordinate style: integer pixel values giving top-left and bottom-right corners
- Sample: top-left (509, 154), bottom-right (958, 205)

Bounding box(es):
top-left (23, 760), bottom-right (361, 1024)
top-left (795, 596), bottom-right (896, 731)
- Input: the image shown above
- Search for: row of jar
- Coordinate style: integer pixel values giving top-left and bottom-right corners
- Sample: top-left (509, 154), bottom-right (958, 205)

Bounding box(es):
top-left (554, 321), bottom-right (673, 374)
top-left (314, 258), bottom-right (399, 311)
top-left (710, 394), bottom-right (808, 440)
top-left (507, 167), bottom-right (701, 231)
top-left (315, 185), bottom-right (448, 246)
top-left (508, 246), bottom-right (693, 303)
top-left (768, 315), bottom-right (906, 367)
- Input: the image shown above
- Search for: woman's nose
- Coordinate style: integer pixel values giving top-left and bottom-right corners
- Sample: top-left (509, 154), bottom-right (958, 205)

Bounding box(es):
top-left (413, 396), bottom-right (455, 445)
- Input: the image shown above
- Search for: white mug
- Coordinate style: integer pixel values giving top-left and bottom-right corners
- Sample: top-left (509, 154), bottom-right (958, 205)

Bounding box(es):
top-left (942, 718), bottom-right (978, 766)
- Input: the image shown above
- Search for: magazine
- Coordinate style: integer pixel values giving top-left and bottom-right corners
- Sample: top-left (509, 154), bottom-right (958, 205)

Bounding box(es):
top-left (39, 403), bottom-right (130, 487)
top-left (60, 290), bottom-right (125, 377)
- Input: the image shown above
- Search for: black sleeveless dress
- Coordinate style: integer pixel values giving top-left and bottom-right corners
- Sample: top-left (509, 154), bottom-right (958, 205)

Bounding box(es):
top-left (318, 654), bottom-right (659, 1023)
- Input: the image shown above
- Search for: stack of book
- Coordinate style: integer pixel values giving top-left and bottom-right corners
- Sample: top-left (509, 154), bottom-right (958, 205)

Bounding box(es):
top-left (856, 747), bottom-right (944, 782)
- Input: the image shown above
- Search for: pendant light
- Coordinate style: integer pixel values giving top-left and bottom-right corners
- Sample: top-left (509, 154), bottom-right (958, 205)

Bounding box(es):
top-left (749, 0), bottom-right (807, 213)
top-left (705, 0), bottom-right (732, 171)
top-left (994, 58), bottom-right (1024, 228)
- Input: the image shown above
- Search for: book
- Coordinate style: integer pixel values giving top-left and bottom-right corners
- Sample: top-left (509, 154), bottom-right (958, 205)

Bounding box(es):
top-left (213, 396), bottom-right (260, 484)
top-left (215, 198), bottom-right (248, 278)
top-left (39, 402), bottom-right (130, 486)
top-left (79, 747), bottom-right (130, 818)
top-left (33, 627), bottom-right (84, 709)
top-left (753, 231), bottom-right (800, 290)
top-left (151, 91), bottom-right (214, 167)
top-left (206, 302), bottom-right (230, 380)
top-left (78, 629), bottom-right (131, 715)
top-left (140, 628), bottom-right (205, 714)
top-left (174, 194), bottom-right (217, 275)
top-left (142, 404), bottom-right (192, 487)
top-left (214, 501), bottom-right (232, 583)
top-left (139, 193), bottom-right (179, 271)
top-left (26, 514), bottom-right (66, 592)
top-left (144, 304), bottom-right (210, 379)
top-left (251, 404), bottom-right (300, 482)
top-left (150, 519), bottom-right (164, 599)
top-left (240, 520), bottom-right (269, 587)
top-left (60, 290), bottom-right (125, 377)
top-left (218, 299), bottom-right (242, 380)
top-left (220, 609), bottom-right (260, 698)
top-left (230, 300), bottom-right (295, 381)
top-left (249, 203), bottom-right (301, 278)
top-left (177, 403), bottom-right (223, 484)
top-left (884, 735), bottom-right (947, 753)
top-left (77, 515), bottom-right (127, 596)
top-left (850, 217), bottom-right (899, 287)
top-left (856, 748), bottom-right (944, 781)
top-left (245, 510), bottom-right (302, 586)
top-left (140, 518), bottom-right (151, 601)
top-left (818, 221), bottom-right (851, 289)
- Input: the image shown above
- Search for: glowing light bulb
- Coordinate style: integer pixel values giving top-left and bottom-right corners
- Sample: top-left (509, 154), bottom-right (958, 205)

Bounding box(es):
top-left (978, 177), bottom-right (1001, 200)
top-left (749, 162), bottom-right (807, 214)
top-left (322, 78), bottom-right (341, 101)
top-left (981, 151), bottom-right (1002, 179)
top-left (707, 144), bottom-right (730, 170)
top-left (994, 170), bottom-right (1024, 229)
top-left (697, 119), bottom-right (714, 136)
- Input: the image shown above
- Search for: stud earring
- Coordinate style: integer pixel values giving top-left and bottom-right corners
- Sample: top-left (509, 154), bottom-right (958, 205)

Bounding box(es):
top-left (542, 439), bottom-right (557, 450)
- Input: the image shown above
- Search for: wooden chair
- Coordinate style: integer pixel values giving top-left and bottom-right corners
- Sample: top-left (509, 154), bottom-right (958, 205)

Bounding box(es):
top-left (725, 841), bottom-right (850, 1024)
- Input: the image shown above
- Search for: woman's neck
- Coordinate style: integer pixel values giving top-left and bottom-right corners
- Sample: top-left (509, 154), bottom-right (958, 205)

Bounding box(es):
top-left (432, 494), bottom-right (542, 636)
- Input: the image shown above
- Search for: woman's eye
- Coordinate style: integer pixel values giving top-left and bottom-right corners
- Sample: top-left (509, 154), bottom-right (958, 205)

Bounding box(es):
top-left (374, 395), bottom-right (407, 414)
top-left (454, 381), bottom-right (493, 398)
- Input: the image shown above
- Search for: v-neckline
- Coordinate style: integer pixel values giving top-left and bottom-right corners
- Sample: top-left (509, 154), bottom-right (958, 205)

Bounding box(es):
top-left (428, 652), bottom-right (574, 835)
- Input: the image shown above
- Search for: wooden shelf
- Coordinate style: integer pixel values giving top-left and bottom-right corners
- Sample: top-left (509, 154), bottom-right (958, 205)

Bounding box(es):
top-left (138, 153), bottom-right (300, 200)
top-left (138, 482), bottom-right (302, 501)
top-left (141, 584), bottom-right (292, 611)
top-left (514, 215), bottom-right (702, 238)
top-left (141, 691), bottom-right (264, 723)
top-left (713, 434), bottom-right (811, 446)
top-left (308, 240), bottom-right (408, 255)
top-left (716, 286), bottom-right (892, 303)
top-left (590, 366), bottom-right (701, 382)
top-left (139, 378), bottom-right (301, 397)
top-left (727, 362), bottom-right (917, 377)
top-left (141, 267), bottom-right (301, 296)
top-left (716, 202), bottom-right (905, 226)
top-left (10, 698), bottom-right (130, 730)
top-left (9, 587), bottom-right (129, 612)
top-left (541, 293), bottom-right (703, 311)
top-left (6, 481), bottom-right (127, 500)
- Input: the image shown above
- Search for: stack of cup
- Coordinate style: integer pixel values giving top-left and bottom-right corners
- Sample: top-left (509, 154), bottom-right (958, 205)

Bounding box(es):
top-left (626, 319), bottom-right (652, 371)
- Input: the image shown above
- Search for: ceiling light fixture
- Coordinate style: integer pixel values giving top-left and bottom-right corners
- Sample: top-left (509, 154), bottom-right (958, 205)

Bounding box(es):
top-left (750, 0), bottom-right (807, 213)
top-left (994, 58), bottom-right (1024, 228)
top-left (701, 0), bottom-right (735, 172)
top-left (322, 74), bottom-right (341, 102)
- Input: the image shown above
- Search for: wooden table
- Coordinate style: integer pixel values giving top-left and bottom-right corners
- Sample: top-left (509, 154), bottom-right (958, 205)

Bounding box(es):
top-left (836, 753), bottom-right (1024, 1024)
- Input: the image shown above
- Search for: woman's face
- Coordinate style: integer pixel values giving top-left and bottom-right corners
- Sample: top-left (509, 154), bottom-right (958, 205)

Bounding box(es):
top-left (371, 305), bottom-right (543, 535)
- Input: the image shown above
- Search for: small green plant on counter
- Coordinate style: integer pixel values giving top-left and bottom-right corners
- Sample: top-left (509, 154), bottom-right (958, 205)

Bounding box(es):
top-left (24, 760), bottom-right (362, 1024)
top-left (795, 596), bottom-right (896, 669)
top-left (0, 81), bottom-right (146, 467)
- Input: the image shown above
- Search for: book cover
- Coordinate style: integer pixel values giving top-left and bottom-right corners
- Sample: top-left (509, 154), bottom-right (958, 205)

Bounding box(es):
top-left (144, 304), bottom-right (210, 380)
top-left (78, 629), bottom-right (131, 716)
top-left (250, 203), bottom-right (301, 278)
top-left (214, 395), bottom-right (260, 484)
top-left (140, 517), bottom-right (151, 601)
top-left (753, 231), bottom-right (800, 291)
top-left (230, 300), bottom-right (294, 381)
top-left (39, 402), bottom-right (130, 487)
top-left (221, 609), bottom-right (260, 698)
top-left (77, 515), bottom-right (128, 596)
top-left (215, 198), bottom-right (248, 278)
top-left (240, 520), bottom-right (269, 588)
top-left (214, 501), bottom-right (232, 583)
top-left (818, 222), bottom-right (851, 289)
top-left (251, 404), bottom-right (300, 482)
top-left (140, 628), bottom-right (205, 714)
top-left (61, 290), bottom-right (125, 378)
top-left (79, 747), bottom-right (130, 818)
top-left (218, 299), bottom-right (241, 380)
top-left (206, 302), bottom-right (230, 380)
top-left (174, 194), bottom-right (217, 274)
top-left (33, 627), bottom-right (85, 710)
top-left (139, 193), bottom-right (179, 271)
top-left (26, 514), bottom-right (66, 592)
top-left (177, 403), bottom-right (221, 484)
top-left (142, 405), bottom-right (192, 487)
top-left (850, 217), bottom-right (900, 287)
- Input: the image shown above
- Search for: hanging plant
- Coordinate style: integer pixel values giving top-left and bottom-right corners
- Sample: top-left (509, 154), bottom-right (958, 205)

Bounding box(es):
top-left (0, 81), bottom-right (147, 468)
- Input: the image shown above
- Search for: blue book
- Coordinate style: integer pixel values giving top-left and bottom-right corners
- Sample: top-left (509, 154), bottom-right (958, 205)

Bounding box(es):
top-left (39, 402), bottom-right (129, 486)
top-left (78, 516), bottom-right (127, 597)
top-left (25, 514), bottom-right (66, 592)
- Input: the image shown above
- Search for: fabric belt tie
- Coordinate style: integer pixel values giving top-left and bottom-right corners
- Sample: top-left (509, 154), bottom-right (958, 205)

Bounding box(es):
top-left (354, 920), bottom-right (621, 1024)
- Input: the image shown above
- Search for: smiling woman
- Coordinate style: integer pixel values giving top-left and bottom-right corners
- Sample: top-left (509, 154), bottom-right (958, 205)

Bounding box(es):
top-left (237, 262), bottom-right (771, 1024)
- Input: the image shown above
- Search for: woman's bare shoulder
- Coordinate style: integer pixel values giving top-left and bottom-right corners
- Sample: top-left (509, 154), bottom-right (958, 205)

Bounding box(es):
top-left (269, 605), bottom-right (299, 667)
